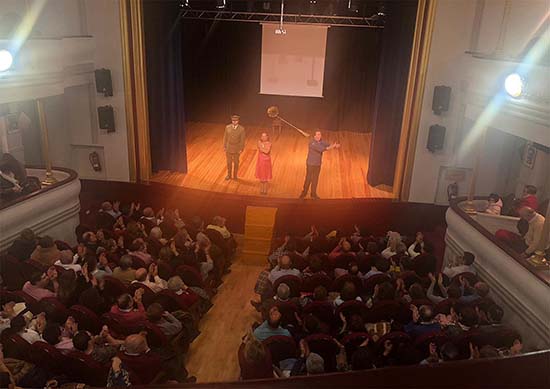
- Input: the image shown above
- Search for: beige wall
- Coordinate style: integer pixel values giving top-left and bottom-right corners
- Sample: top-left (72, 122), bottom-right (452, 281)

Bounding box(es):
top-left (409, 0), bottom-right (550, 204)
top-left (0, 0), bottom-right (130, 182)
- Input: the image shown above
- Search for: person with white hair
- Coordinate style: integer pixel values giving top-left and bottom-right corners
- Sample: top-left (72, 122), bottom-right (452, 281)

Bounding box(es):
top-left (495, 207), bottom-right (545, 257)
top-left (54, 250), bottom-right (82, 272)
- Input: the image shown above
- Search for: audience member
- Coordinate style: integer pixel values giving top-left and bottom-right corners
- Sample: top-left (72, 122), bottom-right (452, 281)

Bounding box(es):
top-left (442, 251), bottom-right (476, 279)
top-left (268, 255), bottom-right (301, 284)
top-left (30, 236), bottom-right (61, 266)
top-left (54, 249), bottom-right (82, 272)
top-left (496, 207), bottom-right (545, 257)
top-left (133, 264), bottom-right (167, 293)
top-left (7, 228), bottom-right (36, 261)
top-left (146, 303), bottom-right (183, 337)
top-left (110, 291), bottom-right (146, 322)
top-left (22, 270), bottom-right (58, 301)
top-left (485, 193), bottom-right (503, 215)
top-left (407, 232), bottom-right (424, 258)
top-left (112, 255), bottom-right (137, 284)
top-left (253, 306), bottom-right (292, 341)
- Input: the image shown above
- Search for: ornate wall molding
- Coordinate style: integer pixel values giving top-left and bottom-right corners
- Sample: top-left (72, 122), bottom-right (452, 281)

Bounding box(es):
top-left (0, 168), bottom-right (81, 251)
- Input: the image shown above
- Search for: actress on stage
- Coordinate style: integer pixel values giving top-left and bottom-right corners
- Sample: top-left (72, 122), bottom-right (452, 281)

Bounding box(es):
top-left (255, 132), bottom-right (272, 195)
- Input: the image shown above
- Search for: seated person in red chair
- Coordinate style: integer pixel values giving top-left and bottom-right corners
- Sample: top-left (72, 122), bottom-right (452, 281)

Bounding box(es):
top-left (238, 330), bottom-right (274, 380)
top-left (495, 207), bottom-right (545, 258)
top-left (42, 323), bottom-right (74, 351)
top-left (22, 269), bottom-right (59, 301)
top-left (442, 251), bottom-right (476, 279)
top-left (7, 228), bottom-right (37, 261)
top-left (30, 236), bottom-right (61, 267)
top-left (404, 305), bottom-right (441, 339)
top-left (166, 276), bottom-right (199, 309)
top-left (72, 328), bottom-right (122, 364)
top-left (112, 255), bottom-right (137, 285)
top-left (510, 185), bottom-right (539, 216)
top-left (132, 264), bottom-right (167, 293)
top-left (253, 306), bottom-right (291, 342)
top-left (145, 303), bottom-right (183, 338)
top-left (128, 239), bottom-right (154, 267)
top-left (110, 290), bottom-right (146, 322)
top-left (268, 255), bottom-right (301, 284)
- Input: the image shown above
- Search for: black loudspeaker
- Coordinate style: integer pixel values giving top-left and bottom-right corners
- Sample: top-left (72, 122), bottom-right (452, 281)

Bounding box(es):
top-left (432, 85), bottom-right (451, 115)
top-left (98, 106), bottom-right (115, 132)
top-left (427, 124), bottom-right (445, 152)
top-left (94, 68), bottom-right (113, 96)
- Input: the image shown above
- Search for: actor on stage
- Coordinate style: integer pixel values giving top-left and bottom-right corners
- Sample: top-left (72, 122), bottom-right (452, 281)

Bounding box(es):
top-left (255, 132), bottom-right (272, 195)
top-left (223, 115), bottom-right (245, 180)
top-left (299, 131), bottom-right (340, 200)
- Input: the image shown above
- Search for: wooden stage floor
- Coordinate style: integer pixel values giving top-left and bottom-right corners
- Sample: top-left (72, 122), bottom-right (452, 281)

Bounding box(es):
top-left (150, 122), bottom-right (393, 199)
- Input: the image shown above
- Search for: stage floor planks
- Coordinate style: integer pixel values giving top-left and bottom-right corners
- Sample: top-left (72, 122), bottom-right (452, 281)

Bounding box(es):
top-left (150, 122), bottom-right (393, 199)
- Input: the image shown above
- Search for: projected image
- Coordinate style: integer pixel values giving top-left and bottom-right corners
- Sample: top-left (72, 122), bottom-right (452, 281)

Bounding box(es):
top-left (260, 24), bottom-right (328, 98)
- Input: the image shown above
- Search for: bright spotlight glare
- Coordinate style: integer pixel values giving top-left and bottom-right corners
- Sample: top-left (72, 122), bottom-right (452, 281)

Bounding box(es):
top-left (0, 49), bottom-right (13, 72)
top-left (504, 73), bottom-right (523, 98)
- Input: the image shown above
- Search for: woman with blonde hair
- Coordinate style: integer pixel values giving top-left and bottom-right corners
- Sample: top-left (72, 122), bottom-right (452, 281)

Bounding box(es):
top-left (255, 132), bottom-right (272, 195)
top-left (238, 330), bottom-right (273, 380)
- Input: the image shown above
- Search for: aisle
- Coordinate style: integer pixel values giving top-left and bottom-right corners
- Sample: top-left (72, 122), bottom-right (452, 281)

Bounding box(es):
top-left (185, 260), bottom-right (264, 383)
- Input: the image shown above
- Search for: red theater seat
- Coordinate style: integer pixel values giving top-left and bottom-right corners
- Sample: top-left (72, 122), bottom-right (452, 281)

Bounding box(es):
top-left (262, 335), bottom-right (297, 365)
top-left (68, 305), bottom-right (102, 334)
top-left (363, 273), bottom-right (391, 295)
top-left (331, 274), bottom-right (363, 295)
top-left (275, 300), bottom-right (301, 327)
top-left (65, 350), bottom-right (110, 386)
top-left (102, 276), bottom-right (129, 299)
top-left (302, 273), bottom-right (332, 293)
top-left (303, 301), bottom-right (335, 329)
top-left (128, 282), bottom-right (156, 307)
top-left (175, 265), bottom-right (206, 288)
top-left (341, 332), bottom-right (371, 361)
top-left (305, 334), bottom-right (340, 372)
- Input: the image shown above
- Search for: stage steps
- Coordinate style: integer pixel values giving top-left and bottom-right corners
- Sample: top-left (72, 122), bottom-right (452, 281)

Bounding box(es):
top-left (241, 206), bottom-right (278, 265)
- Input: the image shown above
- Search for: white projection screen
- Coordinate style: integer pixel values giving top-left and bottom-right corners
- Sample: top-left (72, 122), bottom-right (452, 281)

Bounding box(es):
top-left (260, 24), bottom-right (328, 98)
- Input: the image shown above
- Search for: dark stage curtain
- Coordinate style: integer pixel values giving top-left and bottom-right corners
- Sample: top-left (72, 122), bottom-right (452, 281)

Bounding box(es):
top-left (181, 21), bottom-right (382, 132)
top-left (367, 2), bottom-right (418, 186)
top-left (143, 0), bottom-right (187, 173)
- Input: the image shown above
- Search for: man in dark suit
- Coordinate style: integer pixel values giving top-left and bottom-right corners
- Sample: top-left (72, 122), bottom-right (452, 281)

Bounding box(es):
top-left (299, 131), bottom-right (340, 200)
top-left (223, 115), bottom-right (245, 180)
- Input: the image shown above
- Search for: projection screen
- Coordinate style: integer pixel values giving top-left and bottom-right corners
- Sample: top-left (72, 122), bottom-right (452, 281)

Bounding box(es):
top-left (260, 23), bottom-right (328, 98)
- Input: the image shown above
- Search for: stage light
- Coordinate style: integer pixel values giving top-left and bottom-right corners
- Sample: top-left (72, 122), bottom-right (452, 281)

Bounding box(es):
top-left (347, 0), bottom-right (359, 13)
top-left (504, 73), bottom-right (524, 98)
top-left (216, 0), bottom-right (226, 9)
top-left (0, 49), bottom-right (13, 72)
top-left (179, 0), bottom-right (190, 8)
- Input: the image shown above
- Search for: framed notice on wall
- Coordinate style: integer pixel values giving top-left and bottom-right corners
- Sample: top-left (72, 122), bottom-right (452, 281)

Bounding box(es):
top-left (522, 142), bottom-right (537, 169)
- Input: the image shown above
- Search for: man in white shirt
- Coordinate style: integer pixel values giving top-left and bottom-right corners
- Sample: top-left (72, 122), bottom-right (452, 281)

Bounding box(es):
top-left (495, 207), bottom-right (545, 257)
top-left (54, 250), bottom-right (82, 273)
top-left (268, 255), bottom-right (301, 284)
top-left (442, 252), bottom-right (476, 280)
top-left (132, 264), bottom-right (167, 293)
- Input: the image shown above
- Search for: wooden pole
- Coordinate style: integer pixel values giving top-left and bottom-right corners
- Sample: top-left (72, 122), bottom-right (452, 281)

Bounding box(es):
top-left (36, 99), bottom-right (57, 186)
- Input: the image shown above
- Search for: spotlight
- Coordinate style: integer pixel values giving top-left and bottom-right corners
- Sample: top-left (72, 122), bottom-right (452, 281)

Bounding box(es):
top-left (179, 0), bottom-right (190, 8)
top-left (0, 49), bottom-right (13, 72)
top-left (347, 0), bottom-right (359, 13)
top-left (216, 0), bottom-right (226, 9)
top-left (504, 73), bottom-right (524, 98)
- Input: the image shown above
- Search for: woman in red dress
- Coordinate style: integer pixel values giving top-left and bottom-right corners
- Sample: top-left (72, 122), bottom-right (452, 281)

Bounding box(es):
top-left (255, 132), bottom-right (272, 195)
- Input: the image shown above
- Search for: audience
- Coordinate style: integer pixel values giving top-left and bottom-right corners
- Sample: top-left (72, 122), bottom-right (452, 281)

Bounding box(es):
top-left (442, 251), bottom-right (476, 279)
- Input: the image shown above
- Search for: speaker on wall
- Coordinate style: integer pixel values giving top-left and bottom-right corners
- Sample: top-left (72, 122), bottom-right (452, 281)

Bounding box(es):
top-left (98, 105), bottom-right (115, 132)
top-left (432, 85), bottom-right (451, 115)
top-left (427, 124), bottom-right (445, 152)
top-left (94, 68), bottom-right (113, 96)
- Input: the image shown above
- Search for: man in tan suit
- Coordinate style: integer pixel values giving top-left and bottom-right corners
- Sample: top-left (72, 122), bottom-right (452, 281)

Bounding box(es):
top-left (223, 115), bottom-right (245, 180)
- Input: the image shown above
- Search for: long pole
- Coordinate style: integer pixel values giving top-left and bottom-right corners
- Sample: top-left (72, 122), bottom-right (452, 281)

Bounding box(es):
top-left (36, 99), bottom-right (57, 186)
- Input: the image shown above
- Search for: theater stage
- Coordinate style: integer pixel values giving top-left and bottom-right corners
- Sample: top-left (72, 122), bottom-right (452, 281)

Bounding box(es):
top-left (150, 122), bottom-right (393, 199)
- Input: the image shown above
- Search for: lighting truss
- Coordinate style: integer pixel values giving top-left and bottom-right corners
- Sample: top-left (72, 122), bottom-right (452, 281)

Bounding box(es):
top-left (177, 9), bottom-right (383, 28)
